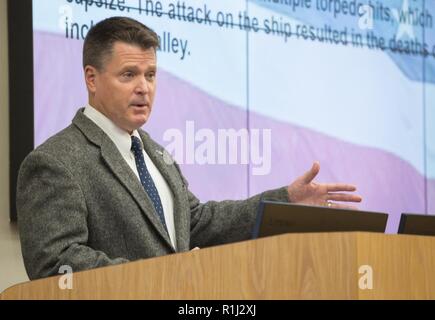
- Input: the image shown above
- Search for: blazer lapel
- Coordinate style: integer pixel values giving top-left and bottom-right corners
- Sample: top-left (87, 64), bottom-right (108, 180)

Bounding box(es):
top-left (140, 131), bottom-right (190, 252)
top-left (72, 110), bottom-right (174, 250)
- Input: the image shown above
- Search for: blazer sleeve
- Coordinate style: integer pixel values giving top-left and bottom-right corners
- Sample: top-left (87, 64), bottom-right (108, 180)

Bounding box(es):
top-left (172, 163), bottom-right (290, 248)
top-left (16, 150), bottom-right (129, 280)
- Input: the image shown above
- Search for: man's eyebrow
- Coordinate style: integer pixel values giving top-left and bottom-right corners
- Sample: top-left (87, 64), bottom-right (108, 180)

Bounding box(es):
top-left (146, 64), bottom-right (157, 71)
top-left (120, 65), bottom-right (140, 72)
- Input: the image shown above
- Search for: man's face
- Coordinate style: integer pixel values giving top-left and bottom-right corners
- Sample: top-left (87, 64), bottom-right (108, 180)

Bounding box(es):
top-left (85, 42), bottom-right (157, 133)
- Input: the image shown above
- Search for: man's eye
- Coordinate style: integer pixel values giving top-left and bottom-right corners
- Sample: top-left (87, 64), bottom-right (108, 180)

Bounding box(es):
top-left (146, 73), bottom-right (156, 81)
top-left (123, 72), bottom-right (134, 78)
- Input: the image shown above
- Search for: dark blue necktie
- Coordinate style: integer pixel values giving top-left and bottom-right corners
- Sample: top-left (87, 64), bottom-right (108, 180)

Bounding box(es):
top-left (131, 136), bottom-right (168, 232)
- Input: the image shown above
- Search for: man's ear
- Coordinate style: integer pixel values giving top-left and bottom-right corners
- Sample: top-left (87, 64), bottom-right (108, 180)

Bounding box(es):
top-left (84, 65), bottom-right (98, 93)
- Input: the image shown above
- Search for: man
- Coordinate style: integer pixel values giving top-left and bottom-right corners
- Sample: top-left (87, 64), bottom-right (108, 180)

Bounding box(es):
top-left (17, 17), bottom-right (361, 280)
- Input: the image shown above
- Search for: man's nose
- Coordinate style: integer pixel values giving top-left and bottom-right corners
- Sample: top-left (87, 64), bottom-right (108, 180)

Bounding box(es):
top-left (134, 77), bottom-right (150, 95)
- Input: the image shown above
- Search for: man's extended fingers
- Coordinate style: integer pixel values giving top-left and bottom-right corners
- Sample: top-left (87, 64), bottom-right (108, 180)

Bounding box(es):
top-left (302, 161), bottom-right (320, 184)
top-left (326, 183), bottom-right (357, 192)
top-left (327, 193), bottom-right (362, 203)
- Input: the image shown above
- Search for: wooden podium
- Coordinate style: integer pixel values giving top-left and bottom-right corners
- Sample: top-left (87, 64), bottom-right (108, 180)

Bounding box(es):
top-left (1, 232), bottom-right (435, 299)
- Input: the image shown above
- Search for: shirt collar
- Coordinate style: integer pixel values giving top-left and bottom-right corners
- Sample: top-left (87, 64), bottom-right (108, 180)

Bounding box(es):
top-left (83, 104), bottom-right (142, 158)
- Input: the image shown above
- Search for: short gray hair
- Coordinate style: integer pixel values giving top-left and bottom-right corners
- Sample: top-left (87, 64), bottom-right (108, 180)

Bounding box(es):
top-left (83, 16), bottom-right (159, 70)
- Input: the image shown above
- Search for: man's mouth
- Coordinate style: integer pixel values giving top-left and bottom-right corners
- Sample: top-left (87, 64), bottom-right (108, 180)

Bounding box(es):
top-left (130, 103), bottom-right (148, 108)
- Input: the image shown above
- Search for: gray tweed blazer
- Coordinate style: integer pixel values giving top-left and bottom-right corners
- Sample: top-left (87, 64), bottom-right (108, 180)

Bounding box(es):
top-left (17, 109), bottom-right (289, 280)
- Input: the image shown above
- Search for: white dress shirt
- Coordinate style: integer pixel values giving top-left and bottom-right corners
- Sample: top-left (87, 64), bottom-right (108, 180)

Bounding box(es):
top-left (83, 105), bottom-right (177, 250)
